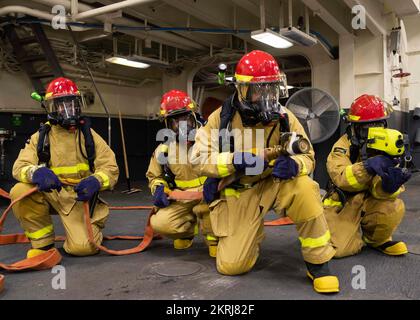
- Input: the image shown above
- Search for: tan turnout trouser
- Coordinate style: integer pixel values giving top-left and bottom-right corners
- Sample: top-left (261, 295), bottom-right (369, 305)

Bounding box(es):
top-left (324, 192), bottom-right (405, 258)
top-left (209, 175), bottom-right (336, 275)
top-left (10, 182), bottom-right (108, 256)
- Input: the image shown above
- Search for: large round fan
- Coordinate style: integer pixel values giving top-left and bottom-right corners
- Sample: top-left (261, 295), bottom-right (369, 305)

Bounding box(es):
top-left (285, 88), bottom-right (340, 144)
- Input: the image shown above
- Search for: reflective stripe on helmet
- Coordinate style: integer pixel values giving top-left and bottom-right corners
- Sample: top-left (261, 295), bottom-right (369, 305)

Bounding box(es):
top-left (348, 114), bottom-right (361, 121)
top-left (234, 74), bottom-right (254, 83)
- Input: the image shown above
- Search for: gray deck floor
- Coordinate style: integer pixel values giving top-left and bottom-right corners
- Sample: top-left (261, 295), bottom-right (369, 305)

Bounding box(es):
top-left (1, 176), bottom-right (420, 300)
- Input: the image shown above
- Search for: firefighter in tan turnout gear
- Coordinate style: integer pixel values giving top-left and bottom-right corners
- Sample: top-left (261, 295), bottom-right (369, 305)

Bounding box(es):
top-left (190, 50), bottom-right (339, 294)
top-left (323, 94), bottom-right (411, 258)
top-left (10, 77), bottom-right (119, 258)
top-left (146, 90), bottom-right (217, 257)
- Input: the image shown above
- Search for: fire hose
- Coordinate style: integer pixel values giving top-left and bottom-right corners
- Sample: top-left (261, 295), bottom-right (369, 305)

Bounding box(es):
top-left (0, 187), bottom-right (159, 293)
top-left (0, 181), bottom-right (294, 293)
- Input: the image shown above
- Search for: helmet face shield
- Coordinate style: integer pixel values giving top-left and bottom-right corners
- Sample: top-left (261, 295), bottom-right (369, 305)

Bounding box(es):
top-left (235, 71), bottom-right (288, 125)
top-left (166, 112), bottom-right (197, 142)
top-left (236, 80), bottom-right (287, 125)
top-left (46, 95), bottom-right (82, 128)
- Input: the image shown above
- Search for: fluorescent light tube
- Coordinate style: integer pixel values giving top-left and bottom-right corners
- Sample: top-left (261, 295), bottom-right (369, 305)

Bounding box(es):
top-left (106, 56), bottom-right (151, 69)
top-left (251, 29), bottom-right (293, 49)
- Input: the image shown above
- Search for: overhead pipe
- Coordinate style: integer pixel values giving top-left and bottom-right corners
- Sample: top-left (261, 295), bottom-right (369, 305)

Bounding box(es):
top-left (6, 15), bottom-right (338, 60)
top-left (31, 0), bottom-right (206, 50)
top-left (12, 18), bottom-right (253, 34)
top-left (73, 0), bottom-right (157, 20)
top-left (0, 5), bottom-right (68, 22)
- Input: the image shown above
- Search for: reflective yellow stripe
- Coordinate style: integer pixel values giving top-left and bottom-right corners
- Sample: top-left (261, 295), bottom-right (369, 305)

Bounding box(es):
top-left (25, 224), bottom-right (54, 240)
top-left (348, 114), bottom-right (360, 121)
top-left (362, 235), bottom-right (375, 245)
top-left (371, 179), bottom-right (402, 199)
top-left (300, 159), bottom-right (308, 175)
top-left (206, 235), bottom-right (218, 241)
top-left (51, 163), bottom-right (90, 175)
top-left (95, 172), bottom-right (110, 188)
top-left (234, 74), bottom-right (254, 82)
top-left (296, 158), bottom-right (308, 176)
top-left (194, 224), bottom-right (199, 236)
top-left (159, 144), bottom-right (169, 153)
top-left (151, 179), bottom-right (168, 194)
top-left (323, 198), bottom-right (342, 207)
top-left (217, 152), bottom-right (232, 178)
top-left (345, 166), bottom-right (365, 190)
top-left (221, 188), bottom-right (240, 199)
top-left (390, 188), bottom-right (402, 198)
top-left (175, 176), bottom-right (207, 189)
top-left (20, 165), bottom-right (34, 183)
top-left (299, 231), bottom-right (331, 249)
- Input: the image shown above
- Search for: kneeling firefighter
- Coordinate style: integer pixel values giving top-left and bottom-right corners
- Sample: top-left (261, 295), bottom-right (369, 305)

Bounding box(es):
top-left (323, 94), bottom-right (411, 258)
top-left (146, 90), bottom-right (217, 257)
top-left (190, 50), bottom-right (339, 294)
top-left (10, 77), bottom-right (119, 257)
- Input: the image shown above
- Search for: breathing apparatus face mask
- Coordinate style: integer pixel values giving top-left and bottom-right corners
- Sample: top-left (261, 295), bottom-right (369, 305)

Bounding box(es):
top-left (236, 82), bottom-right (286, 126)
top-left (46, 96), bottom-right (82, 129)
top-left (166, 112), bottom-right (197, 143)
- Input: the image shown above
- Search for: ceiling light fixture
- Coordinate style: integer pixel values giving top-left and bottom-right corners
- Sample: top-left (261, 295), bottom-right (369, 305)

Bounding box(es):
top-left (251, 29), bottom-right (293, 49)
top-left (280, 27), bottom-right (317, 47)
top-left (106, 56), bottom-right (151, 69)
